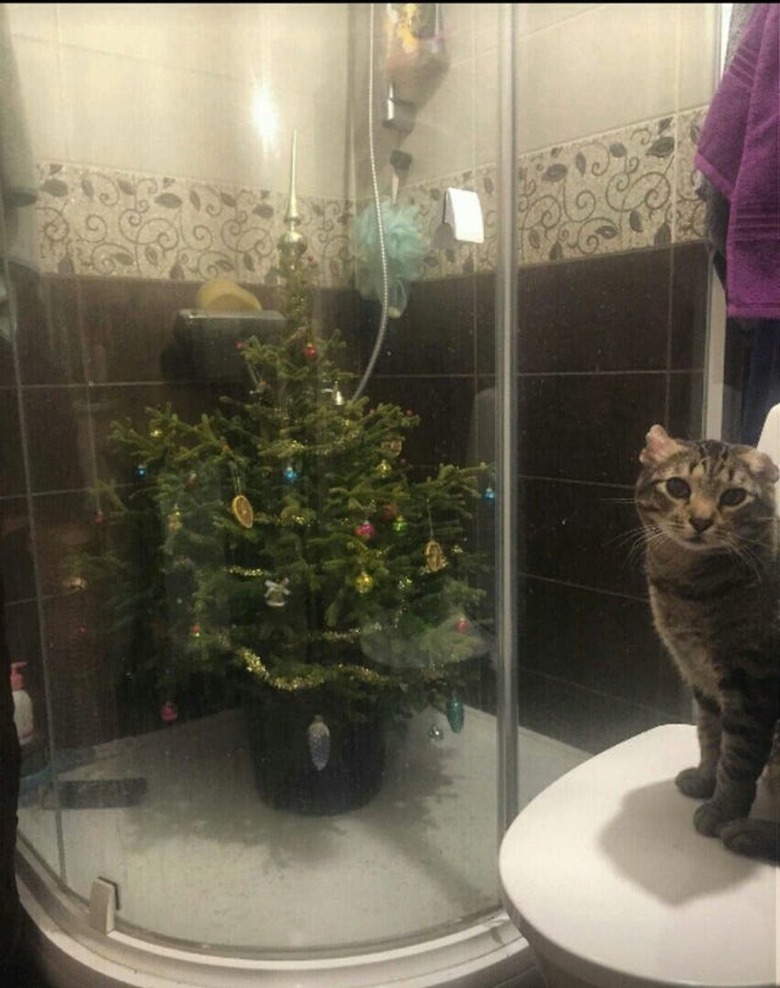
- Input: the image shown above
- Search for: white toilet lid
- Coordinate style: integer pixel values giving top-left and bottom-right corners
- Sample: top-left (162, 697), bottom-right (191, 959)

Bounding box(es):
top-left (499, 725), bottom-right (779, 988)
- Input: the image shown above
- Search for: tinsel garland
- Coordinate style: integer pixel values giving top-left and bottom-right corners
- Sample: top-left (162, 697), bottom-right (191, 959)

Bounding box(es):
top-left (232, 641), bottom-right (445, 693)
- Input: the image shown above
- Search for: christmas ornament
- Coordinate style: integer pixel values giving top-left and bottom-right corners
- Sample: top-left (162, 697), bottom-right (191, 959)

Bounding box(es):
top-left (446, 694), bottom-right (465, 733)
top-left (95, 509), bottom-right (105, 525)
top-left (229, 463), bottom-right (255, 528)
top-left (428, 724), bottom-right (444, 742)
top-left (483, 486), bottom-right (496, 503)
top-left (191, 624), bottom-right (201, 638)
top-left (303, 342), bottom-right (318, 361)
top-left (355, 520), bottom-right (375, 540)
top-left (376, 460), bottom-right (392, 477)
top-left (283, 464), bottom-right (299, 484)
top-left (383, 437), bottom-right (403, 458)
top-left (307, 715), bottom-right (331, 770)
top-left (455, 616), bottom-right (471, 634)
top-left (160, 701), bottom-right (178, 724)
top-left (264, 578), bottom-right (291, 607)
top-left (355, 570), bottom-right (374, 594)
top-left (332, 382), bottom-right (345, 406)
top-left (167, 507), bottom-right (183, 534)
top-left (393, 516), bottom-right (408, 534)
top-left (423, 502), bottom-right (447, 572)
top-left (62, 575), bottom-right (87, 592)
top-left (380, 502), bottom-right (398, 521)
top-left (424, 539), bottom-right (447, 573)
top-left (280, 505), bottom-right (307, 526)
top-left (231, 494), bottom-right (254, 529)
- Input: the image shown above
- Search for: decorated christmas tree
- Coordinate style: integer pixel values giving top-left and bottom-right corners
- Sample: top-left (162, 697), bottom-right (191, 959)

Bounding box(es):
top-left (84, 255), bottom-right (489, 811)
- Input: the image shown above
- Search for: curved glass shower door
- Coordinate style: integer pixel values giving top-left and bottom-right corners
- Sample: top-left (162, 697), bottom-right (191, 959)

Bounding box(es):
top-left (5, 2), bottom-right (513, 953)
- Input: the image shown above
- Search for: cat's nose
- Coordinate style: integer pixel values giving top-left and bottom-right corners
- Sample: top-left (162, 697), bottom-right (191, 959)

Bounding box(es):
top-left (690, 516), bottom-right (713, 533)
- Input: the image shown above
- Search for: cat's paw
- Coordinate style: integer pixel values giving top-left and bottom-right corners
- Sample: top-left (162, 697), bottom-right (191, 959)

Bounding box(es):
top-left (720, 819), bottom-right (780, 863)
top-left (675, 767), bottom-right (716, 799)
top-left (693, 800), bottom-right (740, 837)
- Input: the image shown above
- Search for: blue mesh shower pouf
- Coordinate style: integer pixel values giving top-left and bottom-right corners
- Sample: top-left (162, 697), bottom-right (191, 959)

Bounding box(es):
top-left (354, 198), bottom-right (428, 318)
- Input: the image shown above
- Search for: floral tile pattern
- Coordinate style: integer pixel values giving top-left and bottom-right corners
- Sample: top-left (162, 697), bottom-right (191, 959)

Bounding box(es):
top-left (37, 164), bottom-right (239, 280)
top-left (675, 107), bottom-right (708, 244)
top-left (34, 106), bottom-right (710, 286)
top-left (518, 117), bottom-right (678, 265)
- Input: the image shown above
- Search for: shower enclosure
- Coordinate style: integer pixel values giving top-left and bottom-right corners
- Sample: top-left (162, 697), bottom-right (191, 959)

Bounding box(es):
top-left (1, 4), bottom-right (717, 986)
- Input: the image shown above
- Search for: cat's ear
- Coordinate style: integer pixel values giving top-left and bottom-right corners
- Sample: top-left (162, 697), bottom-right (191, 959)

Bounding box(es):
top-left (639, 424), bottom-right (685, 466)
top-left (742, 449), bottom-right (780, 484)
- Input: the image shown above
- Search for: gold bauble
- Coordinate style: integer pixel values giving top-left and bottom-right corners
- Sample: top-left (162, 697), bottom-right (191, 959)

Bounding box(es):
top-left (355, 570), bottom-right (374, 594)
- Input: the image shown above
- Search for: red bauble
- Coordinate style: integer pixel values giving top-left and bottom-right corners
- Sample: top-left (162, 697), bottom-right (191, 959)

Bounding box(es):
top-left (455, 617), bottom-right (471, 634)
top-left (355, 520), bottom-right (376, 540)
top-left (160, 701), bottom-right (178, 724)
top-left (303, 343), bottom-right (318, 360)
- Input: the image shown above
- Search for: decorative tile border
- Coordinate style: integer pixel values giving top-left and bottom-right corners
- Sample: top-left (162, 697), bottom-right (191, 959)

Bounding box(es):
top-left (35, 164), bottom-right (353, 288)
top-left (513, 105), bottom-right (706, 267)
top-left (370, 106), bottom-right (708, 278)
top-left (34, 106), bottom-right (709, 286)
top-left (674, 107), bottom-right (708, 244)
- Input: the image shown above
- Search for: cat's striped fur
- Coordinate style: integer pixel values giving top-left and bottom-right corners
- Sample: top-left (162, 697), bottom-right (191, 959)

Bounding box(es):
top-left (635, 424), bottom-right (779, 864)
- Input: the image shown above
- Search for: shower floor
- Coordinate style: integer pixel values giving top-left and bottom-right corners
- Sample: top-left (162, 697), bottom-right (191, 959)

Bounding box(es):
top-left (17, 706), bottom-right (586, 954)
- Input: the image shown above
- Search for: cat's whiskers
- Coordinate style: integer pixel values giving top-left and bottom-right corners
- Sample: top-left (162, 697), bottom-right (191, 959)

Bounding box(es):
top-left (719, 533), bottom-right (768, 584)
top-left (610, 523), bottom-right (665, 565)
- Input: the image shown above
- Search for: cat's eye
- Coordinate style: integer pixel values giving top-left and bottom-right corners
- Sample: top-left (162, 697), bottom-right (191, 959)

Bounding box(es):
top-left (719, 487), bottom-right (747, 507)
top-left (665, 477), bottom-right (690, 499)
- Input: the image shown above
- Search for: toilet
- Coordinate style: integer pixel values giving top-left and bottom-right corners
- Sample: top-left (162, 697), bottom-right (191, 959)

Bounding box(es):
top-left (499, 725), bottom-right (779, 988)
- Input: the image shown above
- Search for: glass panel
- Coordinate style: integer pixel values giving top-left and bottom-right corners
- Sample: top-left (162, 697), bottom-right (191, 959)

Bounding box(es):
top-left (1, 0), bottom-right (721, 965)
top-left (513, 2), bottom-right (717, 757)
top-left (6, 2), bottom-right (507, 953)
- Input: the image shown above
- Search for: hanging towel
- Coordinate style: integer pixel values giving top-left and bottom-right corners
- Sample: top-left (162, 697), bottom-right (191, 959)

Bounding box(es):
top-left (697, 3), bottom-right (755, 289)
top-left (694, 4), bottom-right (780, 320)
top-left (0, 6), bottom-right (36, 208)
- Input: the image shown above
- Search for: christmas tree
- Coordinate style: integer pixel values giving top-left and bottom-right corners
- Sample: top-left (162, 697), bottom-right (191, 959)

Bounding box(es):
top-left (85, 255), bottom-right (489, 808)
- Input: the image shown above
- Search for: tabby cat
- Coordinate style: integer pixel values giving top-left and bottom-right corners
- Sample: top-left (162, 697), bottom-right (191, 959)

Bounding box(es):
top-left (635, 424), bottom-right (779, 864)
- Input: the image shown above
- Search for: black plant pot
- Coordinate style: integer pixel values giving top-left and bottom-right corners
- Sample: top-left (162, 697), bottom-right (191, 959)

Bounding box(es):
top-left (244, 689), bottom-right (386, 815)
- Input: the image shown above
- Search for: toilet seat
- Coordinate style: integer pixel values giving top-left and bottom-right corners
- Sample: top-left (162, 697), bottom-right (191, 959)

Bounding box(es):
top-left (499, 725), bottom-right (779, 988)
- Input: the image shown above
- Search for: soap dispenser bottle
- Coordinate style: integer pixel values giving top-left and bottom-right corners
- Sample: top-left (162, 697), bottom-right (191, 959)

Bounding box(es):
top-left (10, 661), bottom-right (34, 745)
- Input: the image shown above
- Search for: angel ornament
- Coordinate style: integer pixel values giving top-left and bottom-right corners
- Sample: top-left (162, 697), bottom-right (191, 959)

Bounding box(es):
top-left (264, 578), bottom-right (291, 608)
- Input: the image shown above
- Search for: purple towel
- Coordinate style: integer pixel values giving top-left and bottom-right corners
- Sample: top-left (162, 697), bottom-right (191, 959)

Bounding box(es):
top-left (695, 4), bottom-right (780, 319)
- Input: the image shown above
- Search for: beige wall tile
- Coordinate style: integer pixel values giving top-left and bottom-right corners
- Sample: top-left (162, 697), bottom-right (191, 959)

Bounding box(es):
top-left (474, 48), bottom-right (499, 169)
top-left (519, 4), bottom-right (603, 36)
top-left (400, 56), bottom-right (476, 185)
top-left (13, 37), bottom-right (66, 163)
top-left (55, 3), bottom-right (235, 77)
top-left (59, 46), bottom-right (146, 172)
top-left (6, 3), bottom-right (58, 42)
top-left (137, 62), bottom-right (247, 186)
top-left (441, 3), bottom-right (474, 66)
top-left (518, 4), bottom-right (682, 153)
top-left (678, 3), bottom-right (718, 110)
top-left (475, 3), bottom-right (500, 54)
